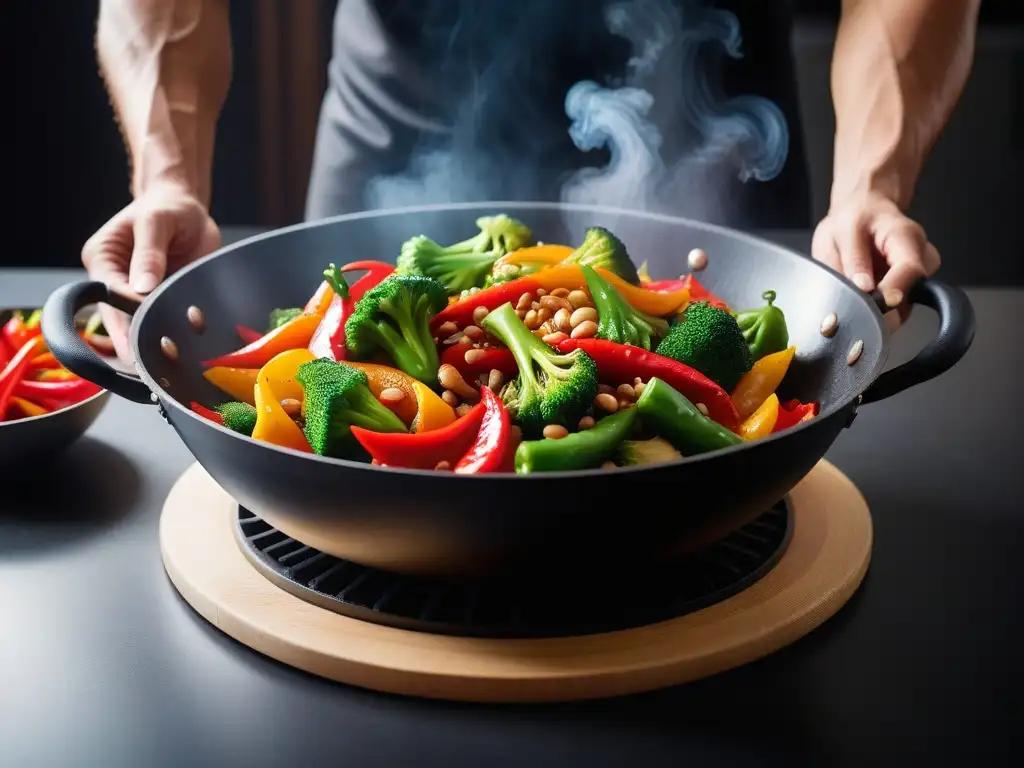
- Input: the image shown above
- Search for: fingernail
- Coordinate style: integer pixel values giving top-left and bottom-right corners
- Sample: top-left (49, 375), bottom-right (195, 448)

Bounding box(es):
top-left (883, 288), bottom-right (904, 308)
top-left (853, 272), bottom-right (874, 292)
top-left (131, 272), bottom-right (158, 293)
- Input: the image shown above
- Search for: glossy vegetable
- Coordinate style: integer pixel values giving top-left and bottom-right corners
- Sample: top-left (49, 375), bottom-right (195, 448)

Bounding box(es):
top-left (739, 393), bottom-right (780, 440)
top-left (190, 401), bottom-right (224, 424)
top-left (614, 436), bottom-right (682, 467)
top-left (9, 396), bottom-right (48, 418)
top-left (345, 361), bottom-right (419, 427)
top-left (453, 384), bottom-right (510, 474)
top-left (12, 377), bottom-right (102, 411)
top-left (2, 309), bottom-right (42, 351)
top-left (251, 349), bottom-right (314, 452)
top-left (202, 366), bottom-right (259, 404)
top-left (410, 380), bottom-right (457, 433)
top-left (655, 301), bottom-right (752, 392)
top-left (735, 290), bottom-right (790, 361)
top-left (730, 346), bottom-right (796, 421)
top-left (0, 336), bottom-right (46, 419)
top-left (485, 244), bottom-right (573, 286)
top-left (350, 400), bottom-right (487, 469)
top-left (580, 264), bottom-right (668, 351)
top-left (635, 377), bottom-right (744, 455)
top-left (514, 407), bottom-right (638, 473)
top-left (308, 261), bottom-right (395, 362)
top-left (202, 313), bottom-right (322, 370)
top-left (440, 342), bottom-right (518, 380)
top-left (556, 338), bottom-right (740, 430)
top-left (217, 401), bottom-right (259, 436)
top-left (772, 399), bottom-right (820, 433)
top-left (558, 226), bottom-right (640, 284)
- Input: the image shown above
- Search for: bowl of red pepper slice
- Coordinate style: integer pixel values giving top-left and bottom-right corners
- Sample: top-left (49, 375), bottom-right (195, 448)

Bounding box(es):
top-left (0, 307), bottom-right (110, 468)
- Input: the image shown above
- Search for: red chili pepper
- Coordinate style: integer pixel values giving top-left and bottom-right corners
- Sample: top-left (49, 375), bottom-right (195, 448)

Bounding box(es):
top-left (453, 385), bottom-right (510, 474)
top-left (556, 337), bottom-right (740, 430)
top-left (440, 342), bottom-right (518, 379)
top-left (771, 399), bottom-right (820, 433)
top-left (430, 276), bottom-right (543, 332)
top-left (680, 275), bottom-right (729, 311)
top-left (236, 325), bottom-right (263, 344)
top-left (350, 399), bottom-right (486, 470)
top-left (2, 310), bottom-right (42, 351)
top-left (13, 377), bottom-right (102, 411)
top-left (28, 352), bottom-right (61, 370)
top-left (0, 336), bottom-right (47, 420)
top-left (190, 401), bottom-right (224, 425)
top-left (0, 336), bottom-right (11, 369)
top-left (308, 261), bottom-right (395, 361)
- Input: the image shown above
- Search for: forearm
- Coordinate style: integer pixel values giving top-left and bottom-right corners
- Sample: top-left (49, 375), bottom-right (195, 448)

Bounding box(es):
top-left (829, 0), bottom-right (981, 210)
top-left (96, 0), bottom-right (231, 207)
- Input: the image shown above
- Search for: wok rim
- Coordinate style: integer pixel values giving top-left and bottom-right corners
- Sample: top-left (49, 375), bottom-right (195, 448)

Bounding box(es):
top-left (130, 201), bottom-right (891, 480)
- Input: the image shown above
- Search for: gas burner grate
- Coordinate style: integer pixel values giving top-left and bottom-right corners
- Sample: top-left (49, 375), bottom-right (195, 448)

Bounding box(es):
top-left (234, 502), bottom-right (792, 639)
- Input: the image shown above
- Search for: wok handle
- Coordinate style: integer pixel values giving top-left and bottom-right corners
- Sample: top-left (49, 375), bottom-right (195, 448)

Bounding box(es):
top-left (41, 281), bottom-right (154, 405)
top-left (860, 278), bottom-right (975, 404)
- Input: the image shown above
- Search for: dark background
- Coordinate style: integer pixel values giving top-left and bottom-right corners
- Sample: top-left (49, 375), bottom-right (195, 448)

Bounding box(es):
top-left (5, 1), bottom-right (1023, 284)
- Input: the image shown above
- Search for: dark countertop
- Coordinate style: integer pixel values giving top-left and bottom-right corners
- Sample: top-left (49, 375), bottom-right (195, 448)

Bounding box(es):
top-left (2, 229), bottom-right (1022, 767)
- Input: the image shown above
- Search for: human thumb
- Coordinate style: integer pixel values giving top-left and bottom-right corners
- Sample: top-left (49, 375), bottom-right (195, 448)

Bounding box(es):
top-left (129, 209), bottom-right (173, 294)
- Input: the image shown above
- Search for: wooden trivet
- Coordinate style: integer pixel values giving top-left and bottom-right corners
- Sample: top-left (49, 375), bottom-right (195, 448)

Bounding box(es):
top-left (160, 460), bottom-right (872, 703)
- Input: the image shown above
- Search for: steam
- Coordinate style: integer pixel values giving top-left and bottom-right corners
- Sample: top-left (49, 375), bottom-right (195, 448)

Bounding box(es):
top-left (365, 0), bottom-right (790, 224)
top-left (561, 0), bottom-right (790, 220)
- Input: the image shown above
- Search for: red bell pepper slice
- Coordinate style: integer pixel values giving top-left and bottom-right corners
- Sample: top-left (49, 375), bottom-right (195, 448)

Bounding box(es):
top-left (430, 275), bottom-right (543, 332)
top-left (236, 325), bottom-right (263, 345)
top-left (646, 276), bottom-right (728, 311)
top-left (0, 335), bottom-right (47, 420)
top-left (28, 352), bottom-right (61, 370)
top-left (190, 401), bottom-right (224, 425)
top-left (440, 342), bottom-right (518, 380)
top-left (2, 309), bottom-right (42, 351)
top-left (0, 335), bottom-right (12, 369)
top-left (556, 337), bottom-right (741, 430)
top-left (350, 399), bottom-right (486, 469)
top-left (453, 385), bottom-right (510, 474)
top-left (771, 399), bottom-right (820, 433)
top-left (13, 377), bottom-right (102, 411)
top-left (308, 261), bottom-right (394, 361)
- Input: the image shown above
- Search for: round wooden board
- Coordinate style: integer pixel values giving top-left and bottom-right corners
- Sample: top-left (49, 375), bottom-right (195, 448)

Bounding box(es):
top-left (160, 460), bottom-right (872, 703)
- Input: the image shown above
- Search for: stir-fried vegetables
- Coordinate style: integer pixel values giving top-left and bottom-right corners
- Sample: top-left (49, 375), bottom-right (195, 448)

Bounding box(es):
top-left (0, 308), bottom-right (104, 424)
top-left (192, 213), bottom-right (821, 472)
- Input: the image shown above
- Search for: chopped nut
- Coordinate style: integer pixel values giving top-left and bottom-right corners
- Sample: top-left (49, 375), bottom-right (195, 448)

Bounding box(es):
top-left (633, 377), bottom-right (643, 386)
top-left (554, 308), bottom-right (572, 332)
top-left (550, 288), bottom-right (570, 298)
top-left (601, 460), bottom-right (617, 470)
top-left (570, 320), bottom-right (598, 339)
top-left (820, 312), bottom-right (839, 338)
top-left (434, 460), bottom-right (452, 471)
top-left (847, 339), bottom-right (864, 365)
top-left (542, 331), bottom-right (569, 345)
top-left (633, 381), bottom-right (646, 397)
top-left (441, 390), bottom-right (459, 407)
top-left (455, 403), bottom-right (473, 418)
top-left (569, 307), bottom-right (598, 327)
top-left (487, 369), bottom-right (504, 391)
top-left (616, 383), bottom-right (635, 400)
top-left (437, 321), bottom-right (458, 337)
top-left (516, 292), bottom-right (534, 311)
top-left (463, 324), bottom-right (484, 340)
top-left (567, 289), bottom-right (590, 309)
top-left (438, 363), bottom-right (478, 398)
top-left (160, 336), bottom-right (179, 362)
top-left (535, 288), bottom-right (547, 297)
top-left (443, 332), bottom-right (466, 345)
top-left (464, 348), bottom-right (488, 365)
top-left (536, 307), bottom-right (553, 325)
top-left (687, 247), bottom-right (708, 271)
top-left (280, 397), bottom-right (302, 418)
top-left (578, 416), bottom-right (595, 430)
top-left (696, 402), bottom-right (709, 417)
top-left (515, 309), bottom-right (527, 320)
top-left (524, 309), bottom-right (538, 328)
top-left (472, 306), bottom-right (489, 326)
top-left (594, 393), bottom-right (619, 412)
top-left (537, 320), bottom-right (556, 336)
top-left (509, 425), bottom-right (523, 442)
top-left (540, 295), bottom-right (572, 312)
top-left (186, 305), bottom-right (205, 332)
top-left (543, 424), bottom-right (569, 440)
top-left (379, 387), bottom-right (406, 405)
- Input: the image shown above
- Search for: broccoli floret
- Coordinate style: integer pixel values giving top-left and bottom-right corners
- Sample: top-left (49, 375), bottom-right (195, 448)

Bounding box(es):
top-left (344, 273), bottom-right (448, 384)
top-left (268, 307), bottom-right (302, 331)
top-left (655, 301), bottom-right (753, 392)
top-left (296, 358), bottom-right (407, 458)
top-left (580, 264), bottom-right (668, 350)
top-left (216, 401), bottom-right (258, 436)
top-left (480, 302), bottom-right (599, 435)
top-left (558, 227), bottom-right (640, 284)
top-left (396, 214), bottom-right (533, 294)
top-left (615, 437), bottom-right (682, 467)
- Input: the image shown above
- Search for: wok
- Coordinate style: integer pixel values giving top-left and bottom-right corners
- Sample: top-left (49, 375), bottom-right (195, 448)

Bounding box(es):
top-left (41, 202), bottom-right (974, 579)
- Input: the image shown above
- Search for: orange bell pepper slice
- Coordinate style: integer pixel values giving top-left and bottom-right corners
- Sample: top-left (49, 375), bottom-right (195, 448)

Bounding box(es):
top-left (739, 393), bottom-right (780, 440)
top-left (9, 396), bottom-right (48, 418)
top-left (495, 244), bottom-right (573, 269)
top-left (410, 380), bottom-right (456, 433)
top-left (730, 346), bottom-right (796, 421)
top-left (346, 362), bottom-right (419, 426)
top-left (251, 349), bottom-right (314, 452)
top-left (201, 313), bottom-right (323, 370)
top-left (532, 266), bottom-right (689, 317)
top-left (202, 366), bottom-right (259, 405)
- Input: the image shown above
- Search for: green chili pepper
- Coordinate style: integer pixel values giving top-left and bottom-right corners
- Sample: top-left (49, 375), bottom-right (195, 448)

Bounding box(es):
top-left (734, 290), bottom-right (789, 362)
top-left (514, 407), bottom-right (638, 473)
top-left (635, 377), bottom-right (743, 455)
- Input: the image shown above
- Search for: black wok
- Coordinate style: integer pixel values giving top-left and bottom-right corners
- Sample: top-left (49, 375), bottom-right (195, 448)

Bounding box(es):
top-left (41, 202), bottom-right (974, 579)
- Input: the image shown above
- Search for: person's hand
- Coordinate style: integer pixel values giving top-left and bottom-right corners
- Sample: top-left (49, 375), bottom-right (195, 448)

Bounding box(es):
top-left (811, 190), bottom-right (941, 329)
top-left (81, 182), bottom-right (221, 364)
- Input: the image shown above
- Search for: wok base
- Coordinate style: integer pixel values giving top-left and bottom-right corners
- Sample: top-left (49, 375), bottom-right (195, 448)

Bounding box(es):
top-left (160, 460), bottom-right (872, 703)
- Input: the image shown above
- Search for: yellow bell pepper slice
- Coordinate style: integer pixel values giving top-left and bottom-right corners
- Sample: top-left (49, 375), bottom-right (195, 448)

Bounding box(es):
top-left (203, 366), bottom-right (259, 405)
top-left (497, 244), bottom-right (574, 268)
top-left (9, 396), bottom-right (47, 418)
top-left (252, 349), bottom-right (314, 452)
top-left (532, 266), bottom-right (689, 317)
top-left (731, 346), bottom-right (796, 421)
top-left (410, 380), bottom-right (456, 433)
top-left (346, 362), bottom-right (419, 426)
top-left (739, 393), bottom-right (780, 440)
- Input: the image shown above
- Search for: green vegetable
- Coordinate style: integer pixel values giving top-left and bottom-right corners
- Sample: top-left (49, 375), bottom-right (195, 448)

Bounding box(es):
top-left (481, 302), bottom-right (599, 436)
top-left (635, 377), bottom-right (743, 455)
top-left (396, 214), bottom-right (533, 294)
top-left (580, 264), bottom-right (669, 350)
top-left (514, 407), bottom-right (638, 473)
top-left (655, 301), bottom-right (753, 392)
top-left (296, 358), bottom-right (407, 458)
top-left (216, 401), bottom-right (258, 436)
top-left (614, 436), bottom-right (681, 467)
top-left (344, 273), bottom-right (449, 383)
top-left (268, 307), bottom-right (303, 331)
top-left (734, 290), bottom-right (790, 361)
top-left (558, 226), bottom-right (640, 284)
